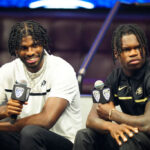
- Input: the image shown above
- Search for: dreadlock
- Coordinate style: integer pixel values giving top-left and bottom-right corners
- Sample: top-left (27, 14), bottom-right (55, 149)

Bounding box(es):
top-left (8, 20), bottom-right (51, 56)
top-left (112, 24), bottom-right (149, 64)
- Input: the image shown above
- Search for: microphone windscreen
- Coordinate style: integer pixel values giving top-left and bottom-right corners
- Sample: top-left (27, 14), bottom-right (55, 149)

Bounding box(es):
top-left (94, 80), bottom-right (104, 90)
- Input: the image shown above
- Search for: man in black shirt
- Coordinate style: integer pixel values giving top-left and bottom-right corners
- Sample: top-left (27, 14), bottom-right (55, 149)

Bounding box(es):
top-left (73, 24), bottom-right (150, 150)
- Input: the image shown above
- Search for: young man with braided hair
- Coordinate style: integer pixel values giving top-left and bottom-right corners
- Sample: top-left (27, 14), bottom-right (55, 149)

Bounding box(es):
top-left (0, 20), bottom-right (82, 150)
top-left (73, 24), bottom-right (150, 150)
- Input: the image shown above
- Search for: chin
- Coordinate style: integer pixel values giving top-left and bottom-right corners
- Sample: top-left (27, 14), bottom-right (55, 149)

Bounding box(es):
top-left (129, 64), bottom-right (143, 71)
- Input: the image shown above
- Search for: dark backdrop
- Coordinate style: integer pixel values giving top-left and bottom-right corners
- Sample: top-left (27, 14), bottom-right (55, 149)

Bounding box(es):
top-left (0, 5), bottom-right (150, 94)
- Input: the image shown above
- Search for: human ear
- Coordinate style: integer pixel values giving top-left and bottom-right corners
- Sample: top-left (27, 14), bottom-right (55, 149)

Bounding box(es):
top-left (114, 50), bottom-right (118, 59)
top-left (15, 50), bottom-right (18, 57)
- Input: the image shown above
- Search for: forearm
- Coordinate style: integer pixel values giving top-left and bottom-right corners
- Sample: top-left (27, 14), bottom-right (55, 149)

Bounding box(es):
top-left (86, 117), bottom-right (115, 134)
top-left (110, 101), bottom-right (150, 133)
top-left (0, 112), bottom-right (53, 132)
top-left (87, 103), bottom-right (117, 134)
top-left (111, 110), bottom-right (142, 125)
top-left (111, 110), bottom-right (148, 132)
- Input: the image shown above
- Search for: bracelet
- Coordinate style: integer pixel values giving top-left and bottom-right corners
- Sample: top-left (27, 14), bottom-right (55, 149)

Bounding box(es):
top-left (109, 108), bottom-right (115, 120)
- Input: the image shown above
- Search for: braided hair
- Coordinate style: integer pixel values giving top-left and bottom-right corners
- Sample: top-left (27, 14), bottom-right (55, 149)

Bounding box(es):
top-left (8, 20), bottom-right (50, 56)
top-left (112, 24), bottom-right (149, 63)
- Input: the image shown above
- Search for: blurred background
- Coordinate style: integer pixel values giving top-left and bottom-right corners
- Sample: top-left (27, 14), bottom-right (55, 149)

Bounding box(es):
top-left (0, 0), bottom-right (150, 94)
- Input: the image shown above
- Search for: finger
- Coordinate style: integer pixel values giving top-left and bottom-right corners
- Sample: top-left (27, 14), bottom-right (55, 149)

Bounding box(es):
top-left (7, 106), bottom-right (22, 114)
top-left (7, 109), bottom-right (22, 115)
top-left (126, 125), bottom-right (138, 134)
top-left (122, 124), bottom-right (138, 134)
top-left (23, 102), bottom-right (28, 105)
top-left (96, 106), bottom-right (101, 114)
top-left (7, 101), bottom-right (23, 108)
top-left (96, 106), bottom-right (99, 111)
top-left (9, 99), bottom-right (21, 103)
top-left (132, 128), bottom-right (138, 133)
top-left (119, 132), bottom-right (128, 143)
top-left (126, 131), bottom-right (134, 138)
top-left (96, 108), bottom-right (100, 115)
top-left (114, 134), bottom-right (122, 146)
top-left (120, 126), bottom-right (134, 138)
top-left (124, 129), bottom-right (134, 138)
top-left (97, 103), bottom-right (102, 108)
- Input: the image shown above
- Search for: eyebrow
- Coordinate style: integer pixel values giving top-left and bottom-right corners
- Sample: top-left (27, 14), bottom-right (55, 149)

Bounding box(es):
top-left (122, 45), bottom-right (141, 50)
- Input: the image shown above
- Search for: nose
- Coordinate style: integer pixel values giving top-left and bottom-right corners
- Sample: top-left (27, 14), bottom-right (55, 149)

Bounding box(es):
top-left (129, 48), bottom-right (138, 57)
top-left (26, 47), bottom-right (34, 56)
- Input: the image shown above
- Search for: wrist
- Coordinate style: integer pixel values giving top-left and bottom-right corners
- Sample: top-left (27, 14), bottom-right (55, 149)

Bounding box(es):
top-left (109, 108), bottom-right (115, 120)
top-left (0, 106), bottom-right (9, 118)
top-left (106, 121), bottom-right (116, 133)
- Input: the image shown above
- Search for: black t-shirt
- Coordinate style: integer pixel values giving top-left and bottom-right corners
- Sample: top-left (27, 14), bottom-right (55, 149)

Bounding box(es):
top-left (104, 60), bottom-right (150, 116)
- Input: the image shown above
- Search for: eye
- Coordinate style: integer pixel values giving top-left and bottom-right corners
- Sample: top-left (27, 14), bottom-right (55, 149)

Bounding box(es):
top-left (122, 47), bottom-right (131, 51)
top-left (20, 46), bottom-right (27, 50)
top-left (134, 45), bottom-right (141, 50)
top-left (32, 43), bottom-right (38, 48)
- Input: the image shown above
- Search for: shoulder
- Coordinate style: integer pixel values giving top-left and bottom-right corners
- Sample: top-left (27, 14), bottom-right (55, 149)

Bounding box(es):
top-left (0, 58), bottom-right (23, 83)
top-left (140, 60), bottom-right (150, 94)
top-left (47, 54), bottom-right (75, 73)
top-left (144, 60), bottom-right (150, 79)
top-left (145, 59), bottom-right (150, 72)
top-left (104, 67), bottom-right (122, 94)
top-left (106, 67), bottom-right (121, 83)
top-left (0, 58), bottom-right (21, 72)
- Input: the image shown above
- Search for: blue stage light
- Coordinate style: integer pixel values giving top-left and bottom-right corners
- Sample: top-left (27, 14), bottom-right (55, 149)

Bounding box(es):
top-left (0, 0), bottom-right (149, 9)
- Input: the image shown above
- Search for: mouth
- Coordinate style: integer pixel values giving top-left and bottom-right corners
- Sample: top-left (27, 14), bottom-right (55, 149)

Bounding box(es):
top-left (25, 57), bottom-right (39, 64)
top-left (128, 59), bottom-right (141, 65)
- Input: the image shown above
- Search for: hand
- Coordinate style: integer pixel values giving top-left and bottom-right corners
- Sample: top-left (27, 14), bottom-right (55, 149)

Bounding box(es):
top-left (6, 99), bottom-right (27, 117)
top-left (109, 123), bottom-right (138, 146)
top-left (96, 102), bottom-right (114, 120)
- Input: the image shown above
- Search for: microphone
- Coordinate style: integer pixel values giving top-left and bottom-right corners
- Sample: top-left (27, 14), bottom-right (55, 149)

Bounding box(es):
top-left (92, 80), bottom-right (112, 104)
top-left (94, 80), bottom-right (104, 90)
top-left (10, 80), bottom-right (31, 124)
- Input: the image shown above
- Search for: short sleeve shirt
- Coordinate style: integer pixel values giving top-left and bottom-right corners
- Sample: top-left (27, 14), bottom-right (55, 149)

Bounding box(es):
top-left (0, 52), bottom-right (82, 143)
